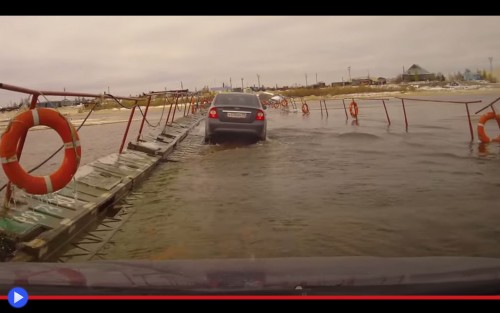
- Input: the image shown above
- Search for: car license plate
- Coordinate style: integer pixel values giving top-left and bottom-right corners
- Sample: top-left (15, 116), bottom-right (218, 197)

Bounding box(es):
top-left (227, 112), bottom-right (246, 118)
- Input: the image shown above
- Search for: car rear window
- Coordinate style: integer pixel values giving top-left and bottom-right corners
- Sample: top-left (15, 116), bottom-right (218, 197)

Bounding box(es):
top-left (214, 94), bottom-right (261, 107)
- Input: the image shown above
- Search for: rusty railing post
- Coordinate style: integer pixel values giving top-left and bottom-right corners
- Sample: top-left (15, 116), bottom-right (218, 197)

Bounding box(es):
top-left (170, 93), bottom-right (180, 125)
top-left (119, 101), bottom-right (138, 154)
top-left (183, 94), bottom-right (188, 117)
top-left (136, 95), bottom-right (152, 142)
top-left (401, 98), bottom-right (408, 132)
top-left (382, 99), bottom-right (391, 125)
top-left (464, 102), bottom-right (474, 142)
top-left (342, 99), bottom-right (348, 120)
top-left (3, 93), bottom-right (40, 208)
top-left (164, 97), bottom-right (175, 128)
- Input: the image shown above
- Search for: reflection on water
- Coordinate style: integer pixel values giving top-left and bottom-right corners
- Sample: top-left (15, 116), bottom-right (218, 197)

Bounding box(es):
top-left (100, 97), bottom-right (500, 261)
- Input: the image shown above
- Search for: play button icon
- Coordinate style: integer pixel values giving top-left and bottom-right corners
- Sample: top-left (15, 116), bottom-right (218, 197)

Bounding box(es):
top-left (8, 287), bottom-right (28, 308)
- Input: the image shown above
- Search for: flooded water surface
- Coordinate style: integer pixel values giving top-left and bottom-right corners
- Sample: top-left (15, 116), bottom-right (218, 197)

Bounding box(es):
top-left (96, 94), bottom-right (500, 260)
top-left (2, 95), bottom-right (500, 260)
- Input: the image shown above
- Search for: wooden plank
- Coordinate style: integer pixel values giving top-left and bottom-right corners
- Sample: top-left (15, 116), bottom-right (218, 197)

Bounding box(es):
top-left (1, 114), bottom-right (205, 261)
top-left (28, 200), bottom-right (82, 221)
top-left (92, 162), bottom-right (141, 177)
top-left (0, 217), bottom-right (40, 238)
top-left (71, 182), bottom-right (115, 197)
top-left (156, 136), bottom-right (173, 143)
top-left (31, 193), bottom-right (89, 210)
top-left (77, 170), bottom-right (123, 191)
top-left (127, 142), bottom-right (161, 155)
top-left (118, 151), bottom-right (155, 163)
top-left (117, 154), bottom-right (157, 169)
top-left (7, 207), bottom-right (62, 229)
top-left (56, 187), bottom-right (101, 203)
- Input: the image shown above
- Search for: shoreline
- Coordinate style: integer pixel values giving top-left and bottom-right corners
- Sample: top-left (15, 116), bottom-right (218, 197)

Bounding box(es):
top-left (302, 86), bottom-right (500, 101)
top-left (1, 88), bottom-right (499, 121)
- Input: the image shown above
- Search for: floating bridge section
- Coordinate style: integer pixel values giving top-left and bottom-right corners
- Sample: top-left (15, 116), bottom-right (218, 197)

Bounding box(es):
top-left (0, 83), bottom-right (210, 262)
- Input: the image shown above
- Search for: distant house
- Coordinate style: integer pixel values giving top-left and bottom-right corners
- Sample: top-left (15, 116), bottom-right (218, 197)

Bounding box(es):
top-left (312, 82), bottom-right (326, 88)
top-left (37, 99), bottom-right (75, 108)
top-left (331, 81), bottom-right (346, 87)
top-left (375, 77), bottom-right (387, 85)
top-left (463, 69), bottom-right (482, 81)
top-left (402, 64), bottom-right (436, 82)
top-left (351, 78), bottom-right (372, 86)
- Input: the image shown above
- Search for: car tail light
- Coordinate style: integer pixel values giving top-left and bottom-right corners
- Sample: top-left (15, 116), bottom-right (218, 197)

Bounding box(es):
top-left (209, 108), bottom-right (218, 119)
top-left (256, 110), bottom-right (265, 121)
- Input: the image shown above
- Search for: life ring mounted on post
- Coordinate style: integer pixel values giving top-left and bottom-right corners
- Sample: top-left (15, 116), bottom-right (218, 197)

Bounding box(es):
top-left (302, 102), bottom-right (310, 114)
top-left (282, 99), bottom-right (289, 109)
top-left (349, 100), bottom-right (359, 118)
top-left (0, 108), bottom-right (82, 195)
top-left (477, 111), bottom-right (500, 143)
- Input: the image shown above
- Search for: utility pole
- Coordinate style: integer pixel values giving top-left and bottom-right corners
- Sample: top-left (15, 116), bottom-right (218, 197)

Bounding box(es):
top-left (315, 73), bottom-right (318, 84)
top-left (181, 81), bottom-right (183, 89)
top-left (241, 78), bottom-right (244, 90)
top-left (305, 73), bottom-right (308, 87)
top-left (257, 74), bottom-right (261, 89)
top-left (107, 86), bottom-right (110, 94)
top-left (64, 87), bottom-right (66, 100)
top-left (230, 77), bottom-right (232, 88)
top-left (347, 66), bottom-right (351, 82)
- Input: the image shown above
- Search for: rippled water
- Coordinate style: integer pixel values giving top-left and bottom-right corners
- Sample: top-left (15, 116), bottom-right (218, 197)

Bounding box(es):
top-left (97, 94), bottom-right (500, 260)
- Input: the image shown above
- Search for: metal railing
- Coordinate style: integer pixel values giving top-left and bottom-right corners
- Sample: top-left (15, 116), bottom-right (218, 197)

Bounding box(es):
top-left (0, 83), bottom-right (138, 207)
top-left (0, 83), bottom-right (213, 207)
top-left (271, 94), bottom-right (500, 142)
top-left (394, 97), bottom-right (483, 140)
top-left (119, 91), bottom-right (213, 154)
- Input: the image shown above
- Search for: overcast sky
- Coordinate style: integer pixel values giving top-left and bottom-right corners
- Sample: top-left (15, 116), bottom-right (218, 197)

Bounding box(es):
top-left (1, 16), bottom-right (499, 106)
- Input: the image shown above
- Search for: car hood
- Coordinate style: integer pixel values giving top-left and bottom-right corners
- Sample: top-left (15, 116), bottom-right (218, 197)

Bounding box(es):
top-left (2, 256), bottom-right (500, 295)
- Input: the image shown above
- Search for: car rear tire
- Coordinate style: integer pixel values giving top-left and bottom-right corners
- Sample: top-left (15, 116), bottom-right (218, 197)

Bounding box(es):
top-left (260, 130), bottom-right (267, 142)
top-left (204, 136), bottom-right (212, 144)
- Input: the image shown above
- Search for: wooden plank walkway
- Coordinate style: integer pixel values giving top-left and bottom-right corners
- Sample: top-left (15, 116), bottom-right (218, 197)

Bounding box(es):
top-left (0, 113), bottom-right (205, 262)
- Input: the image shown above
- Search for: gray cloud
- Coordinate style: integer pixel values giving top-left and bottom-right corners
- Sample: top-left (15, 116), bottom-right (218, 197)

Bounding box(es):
top-left (1, 16), bottom-right (499, 105)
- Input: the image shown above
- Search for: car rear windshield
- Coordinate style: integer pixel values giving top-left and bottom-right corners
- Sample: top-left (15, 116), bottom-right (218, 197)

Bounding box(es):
top-left (214, 94), bottom-right (261, 108)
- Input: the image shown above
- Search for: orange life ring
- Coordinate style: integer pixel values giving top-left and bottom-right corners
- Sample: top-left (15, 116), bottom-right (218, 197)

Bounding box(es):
top-left (349, 101), bottom-right (358, 118)
top-left (477, 111), bottom-right (500, 143)
top-left (302, 102), bottom-right (310, 114)
top-left (0, 108), bottom-right (81, 195)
